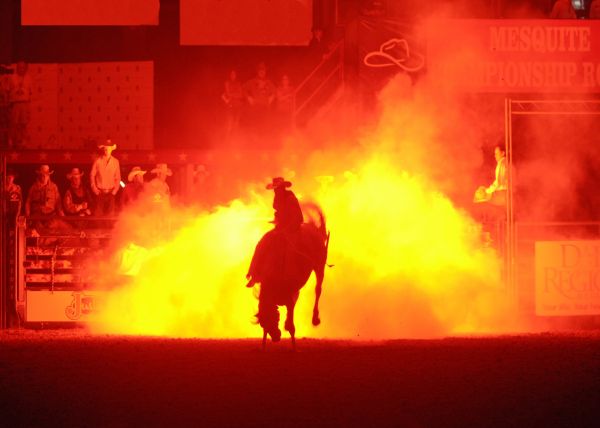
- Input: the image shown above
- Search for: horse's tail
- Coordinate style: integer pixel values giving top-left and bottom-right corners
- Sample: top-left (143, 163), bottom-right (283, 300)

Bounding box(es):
top-left (301, 201), bottom-right (328, 242)
top-left (300, 201), bottom-right (329, 327)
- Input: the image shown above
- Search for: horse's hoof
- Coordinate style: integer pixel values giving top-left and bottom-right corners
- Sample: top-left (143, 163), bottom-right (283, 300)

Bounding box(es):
top-left (270, 328), bottom-right (281, 342)
top-left (312, 316), bottom-right (321, 326)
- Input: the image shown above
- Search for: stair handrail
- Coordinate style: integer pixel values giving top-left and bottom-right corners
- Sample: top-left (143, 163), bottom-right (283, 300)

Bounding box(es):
top-left (293, 39), bottom-right (345, 125)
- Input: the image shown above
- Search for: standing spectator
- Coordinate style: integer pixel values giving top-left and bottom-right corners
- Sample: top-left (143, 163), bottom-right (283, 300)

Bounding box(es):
top-left (7, 61), bottom-right (33, 148)
top-left (308, 28), bottom-right (328, 60)
top-left (122, 166), bottom-right (146, 207)
top-left (244, 62), bottom-right (276, 136)
top-left (0, 68), bottom-right (10, 148)
top-left (63, 168), bottom-right (92, 216)
top-left (4, 169), bottom-right (22, 224)
top-left (147, 163), bottom-right (172, 206)
top-left (221, 69), bottom-right (244, 142)
top-left (275, 74), bottom-right (295, 131)
top-left (147, 163), bottom-right (172, 238)
top-left (590, 0), bottom-right (600, 18)
top-left (550, 0), bottom-right (577, 18)
top-left (90, 139), bottom-right (121, 216)
top-left (25, 164), bottom-right (63, 217)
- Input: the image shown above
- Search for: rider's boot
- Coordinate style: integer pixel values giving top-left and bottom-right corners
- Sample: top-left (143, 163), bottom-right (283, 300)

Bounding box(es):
top-left (245, 274), bottom-right (257, 288)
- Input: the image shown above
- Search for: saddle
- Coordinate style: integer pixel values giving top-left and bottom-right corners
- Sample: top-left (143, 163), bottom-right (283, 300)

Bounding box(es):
top-left (247, 227), bottom-right (306, 286)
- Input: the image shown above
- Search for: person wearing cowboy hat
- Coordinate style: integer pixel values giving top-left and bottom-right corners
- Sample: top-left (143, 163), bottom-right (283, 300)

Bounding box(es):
top-left (25, 164), bottom-right (64, 217)
top-left (267, 177), bottom-right (303, 232)
top-left (148, 163), bottom-right (172, 205)
top-left (90, 139), bottom-right (121, 216)
top-left (245, 177), bottom-right (303, 289)
top-left (122, 166), bottom-right (146, 207)
top-left (63, 167), bottom-right (92, 216)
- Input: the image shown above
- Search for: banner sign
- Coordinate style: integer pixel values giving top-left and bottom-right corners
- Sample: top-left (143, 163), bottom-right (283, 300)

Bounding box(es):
top-left (22, 0), bottom-right (159, 26)
top-left (26, 289), bottom-right (105, 322)
top-left (427, 20), bottom-right (600, 93)
top-left (535, 241), bottom-right (600, 316)
top-left (180, 0), bottom-right (312, 46)
top-left (359, 18), bottom-right (425, 95)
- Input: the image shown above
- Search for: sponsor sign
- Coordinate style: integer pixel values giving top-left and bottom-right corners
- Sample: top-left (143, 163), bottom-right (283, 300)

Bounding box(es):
top-left (22, 0), bottom-right (159, 26)
top-left (26, 289), bottom-right (104, 322)
top-left (427, 20), bottom-right (600, 92)
top-left (535, 241), bottom-right (600, 316)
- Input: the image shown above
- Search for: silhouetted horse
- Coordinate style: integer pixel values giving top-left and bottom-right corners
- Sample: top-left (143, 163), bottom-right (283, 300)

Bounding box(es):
top-left (247, 203), bottom-right (329, 349)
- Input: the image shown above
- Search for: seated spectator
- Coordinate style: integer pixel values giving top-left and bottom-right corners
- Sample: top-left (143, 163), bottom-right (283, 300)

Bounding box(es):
top-left (63, 168), bottom-right (92, 216)
top-left (550, 0), bottom-right (576, 18)
top-left (4, 168), bottom-right (22, 224)
top-left (25, 164), bottom-right (64, 217)
top-left (122, 166), bottom-right (146, 207)
top-left (590, 0), bottom-right (600, 18)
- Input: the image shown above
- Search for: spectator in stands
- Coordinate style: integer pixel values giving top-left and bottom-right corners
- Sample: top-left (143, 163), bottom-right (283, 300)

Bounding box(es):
top-left (0, 68), bottom-right (10, 148)
top-left (90, 139), bottom-right (121, 216)
top-left (275, 74), bottom-right (295, 130)
top-left (122, 166), bottom-right (146, 207)
top-left (550, 0), bottom-right (577, 18)
top-left (4, 169), bottom-right (22, 224)
top-left (360, 0), bottom-right (386, 16)
top-left (244, 62), bottom-right (276, 135)
top-left (63, 168), bottom-right (92, 216)
top-left (147, 163), bottom-right (172, 237)
top-left (7, 61), bottom-right (33, 149)
top-left (25, 164), bottom-right (64, 217)
top-left (147, 163), bottom-right (172, 207)
top-left (590, 0), bottom-right (600, 18)
top-left (309, 28), bottom-right (328, 60)
top-left (244, 62), bottom-right (276, 108)
top-left (222, 69), bottom-right (244, 142)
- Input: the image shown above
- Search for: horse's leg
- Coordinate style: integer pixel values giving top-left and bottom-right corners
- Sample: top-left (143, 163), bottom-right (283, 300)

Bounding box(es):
top-left (285, 294), bottom-right (298, 351)
top-left (258, 295), bottom-right (281, 342)
top-left (262, 329), bottom-right (267, 351)
top-left (312, 268), bottom-right (324, 326)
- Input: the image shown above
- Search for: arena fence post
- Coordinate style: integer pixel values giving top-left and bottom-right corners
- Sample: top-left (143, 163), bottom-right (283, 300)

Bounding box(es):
top-left (0, 152), bottom-right (6, 329)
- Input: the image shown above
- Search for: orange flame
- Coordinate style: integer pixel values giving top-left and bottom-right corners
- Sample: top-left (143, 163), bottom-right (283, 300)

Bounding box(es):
top-left (89, 75), bottom-right (521, 339)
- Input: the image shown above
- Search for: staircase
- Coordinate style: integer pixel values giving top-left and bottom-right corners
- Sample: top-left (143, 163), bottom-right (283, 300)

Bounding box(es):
top-left (293, 39), bottom-right (345, 127)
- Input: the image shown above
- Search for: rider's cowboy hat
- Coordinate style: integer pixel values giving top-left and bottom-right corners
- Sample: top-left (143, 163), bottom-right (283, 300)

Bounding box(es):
top-left (266, 177), bottom-right (292, 190)
top-left (36, 164), bottom-right (54, 175)
top-left (98, 139), bottom-right (117, 150)
top-left (127, 166), bottom-right (147, 182)
top-left (66, 168), bottom-right (84, 179)
top-left (151, 163), bottom-right (173, 176)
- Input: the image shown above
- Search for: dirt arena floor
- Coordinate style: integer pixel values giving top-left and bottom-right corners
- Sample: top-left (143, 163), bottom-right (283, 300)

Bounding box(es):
top-left (1, 330), bottom-right (599, 428)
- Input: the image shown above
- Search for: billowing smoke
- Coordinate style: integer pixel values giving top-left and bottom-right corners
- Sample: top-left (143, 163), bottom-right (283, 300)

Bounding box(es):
top-left (86, 59), bottom-right (532, 339)
top-left (88, 8), bottom-right (587, 338)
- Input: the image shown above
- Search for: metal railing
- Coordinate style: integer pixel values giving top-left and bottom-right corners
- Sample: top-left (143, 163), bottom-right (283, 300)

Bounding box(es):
top-left (293, 39), bottom-right (345, 127)
top-left (13, 215), bottom-right (116, 325)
